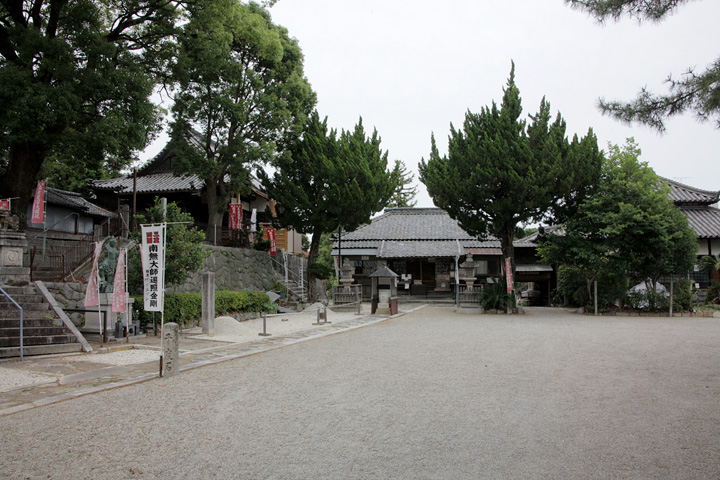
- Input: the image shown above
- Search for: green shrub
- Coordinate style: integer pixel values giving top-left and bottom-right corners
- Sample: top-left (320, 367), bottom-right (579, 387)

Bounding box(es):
top-left (481, 280), bottom-right (514, 311)
top-left (670, 279), bottom-right (693, 311)
top-left (254, 239), bottom-right (271, 251)
top-left (270, 280), bottom-right (287, 293)
top-left (555, 265), bottom-right (627, 309)
top-left (132, 290), bottom-right (272, 326)
top-left (216, 290), bottom-right (270, 316)
top-left (705, 281), bottom-right (720, 305)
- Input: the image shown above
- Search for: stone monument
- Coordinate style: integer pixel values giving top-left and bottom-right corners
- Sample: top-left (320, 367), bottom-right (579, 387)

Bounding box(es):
top-left (162, 323), bottom-right (180, 377)
top-left (0, 210), bottom-right (30, 285)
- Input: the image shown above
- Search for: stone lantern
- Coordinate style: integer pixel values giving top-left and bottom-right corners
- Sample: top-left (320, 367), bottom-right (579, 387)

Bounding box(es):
top-left (339, 257), bottom-right (355, 287)
top-left (369, 265), bottom-right (399, 315)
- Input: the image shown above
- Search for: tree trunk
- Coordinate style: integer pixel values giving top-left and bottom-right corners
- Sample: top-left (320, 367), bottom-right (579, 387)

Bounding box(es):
top-left (1, 142), bottom-right (47, 227)
top-left (306, 226), bottom-right (322, 301)
top-left (204, 178), bottom-right (226, 243)
top-left (499, 225), bottom-right (515, 284)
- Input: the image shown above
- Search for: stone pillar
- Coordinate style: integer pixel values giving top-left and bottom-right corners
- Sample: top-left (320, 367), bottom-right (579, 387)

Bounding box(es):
top-left (0, 231), bottom-right (30, 285)
top-left (120, 204), bottom-right (130, 238)
top-left (202, 272), bottom-right (215, 335)
top-left (162, 323), bottom-right (180, 377)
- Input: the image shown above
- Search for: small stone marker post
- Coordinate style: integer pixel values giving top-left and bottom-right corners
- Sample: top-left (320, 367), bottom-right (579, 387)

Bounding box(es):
top-left (162, 323), bottom-right (180, 377)
top-left (202, 272), bottom-right (215, 336)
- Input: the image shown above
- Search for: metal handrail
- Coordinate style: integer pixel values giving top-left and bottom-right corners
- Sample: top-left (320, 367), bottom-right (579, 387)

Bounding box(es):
top-left (0, 287), bottom-right (24, 360)
top-left (268, 253), bottom-right (309, 290)
top-left (29, 218), bottom-right (121, 282)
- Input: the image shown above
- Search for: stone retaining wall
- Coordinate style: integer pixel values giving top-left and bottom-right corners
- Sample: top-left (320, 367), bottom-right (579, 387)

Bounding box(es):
top-left (42, 281), bottom-right (86, 327)
top-left (169, 246), bottom-right (276, 293)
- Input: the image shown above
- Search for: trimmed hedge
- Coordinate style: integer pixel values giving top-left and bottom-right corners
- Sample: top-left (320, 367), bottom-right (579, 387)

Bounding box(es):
top-left (133, 290), bottom-right (271, 326)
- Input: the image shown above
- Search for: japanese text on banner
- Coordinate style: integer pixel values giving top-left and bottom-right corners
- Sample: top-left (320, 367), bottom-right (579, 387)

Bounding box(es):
top-left (505, 257), bottom-right (514, 293)
top-left (229, 203), bottom-right (243, 230)
top-left (141, 225), bottom-right (165, 312)
top-left (31, 180), bottom-right (46, 224)
top-left (267, 228), bottom-right (276, 254)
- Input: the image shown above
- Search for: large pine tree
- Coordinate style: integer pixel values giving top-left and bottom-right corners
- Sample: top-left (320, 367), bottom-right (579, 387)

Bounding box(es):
top-left (419, 63), bottom-right (603, 279)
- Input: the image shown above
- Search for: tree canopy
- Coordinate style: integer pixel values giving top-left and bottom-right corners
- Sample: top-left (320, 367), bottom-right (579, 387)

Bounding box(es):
top-left (0, 0), bottom-right (185, 219)
top-left (566, 0), bottom-right (720, 131)
top-left (260, 111), bottom-right (397, 297)
top-left (128, 197), bottom-right (208, 294)
top-left (386, 160), bottom-right (418, 208)
top-left (170, 0), bottom-right (315, 236)
top-left (419, 63), bottom-right (602, 278)
top-left (538, 139), bottom-right (697, 306)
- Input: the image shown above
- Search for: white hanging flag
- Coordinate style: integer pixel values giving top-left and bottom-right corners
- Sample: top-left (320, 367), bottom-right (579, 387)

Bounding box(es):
top-left (141, 224), bottom-right (165, 312)
top-left (250, 209), bottom-right (257, 232)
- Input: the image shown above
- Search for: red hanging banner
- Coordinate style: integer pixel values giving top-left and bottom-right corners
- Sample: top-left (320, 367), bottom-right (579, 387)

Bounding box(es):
top-left (0, 199), bottom-right (10, 210)
top-left (229, 204), bottom-right (243, 230)
top-left (267, 228), bottom-right (277, 254)
top-left (84, 241), bottom-right (104, 307)
top-left (31, 179), bottom-right (46, 224)
top-left (112, 249), bottom-right (127, 313)
top-left (505, 257), bottom-right (514, 293)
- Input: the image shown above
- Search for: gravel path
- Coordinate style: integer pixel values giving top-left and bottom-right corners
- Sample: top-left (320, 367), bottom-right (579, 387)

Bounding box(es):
top-left (1, 306), bottom-right (718, 479)
top-left (0, 303), bottom-right (368, 392)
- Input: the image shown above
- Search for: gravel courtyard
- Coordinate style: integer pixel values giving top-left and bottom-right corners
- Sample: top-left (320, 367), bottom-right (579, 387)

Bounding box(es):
top-left (1, 306), bottom-right (718, 479)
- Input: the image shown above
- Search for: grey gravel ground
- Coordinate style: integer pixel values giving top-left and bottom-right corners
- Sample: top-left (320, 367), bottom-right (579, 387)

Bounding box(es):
top-left (0, 306), bottom-right (718, 479)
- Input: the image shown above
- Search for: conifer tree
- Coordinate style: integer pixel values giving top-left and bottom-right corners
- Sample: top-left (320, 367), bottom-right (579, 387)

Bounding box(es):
top-left (419, 63), bottom-right (602, 279)
top-left (386, 160), bottom-right (418, 208)
top-left (260, 111), bottom-right (398, 298)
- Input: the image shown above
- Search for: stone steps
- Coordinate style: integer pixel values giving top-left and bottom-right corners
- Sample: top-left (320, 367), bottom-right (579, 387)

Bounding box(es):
top-left (0, 343), bottom-right (83, 358)
top-left (0, 283), bottom-right (81, 358)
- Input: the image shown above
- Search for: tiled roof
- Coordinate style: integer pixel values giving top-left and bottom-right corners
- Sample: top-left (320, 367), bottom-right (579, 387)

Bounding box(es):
top-left (93, 173), bottom-right (203, 194)
top-left (342, 208), bottom-right (485, 241)
top-left (333, 208), bottom-right (530, 258)
top-left (680, 206), bottom-right (720, 238)
top-left (46, 187), bottom-right (116, 218)
top-left (661, 177), bottom-right (719, 205)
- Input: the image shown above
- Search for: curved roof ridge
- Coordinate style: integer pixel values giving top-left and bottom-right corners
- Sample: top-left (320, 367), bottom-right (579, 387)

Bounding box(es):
top-left (660, 176), bottom-right (719, 205)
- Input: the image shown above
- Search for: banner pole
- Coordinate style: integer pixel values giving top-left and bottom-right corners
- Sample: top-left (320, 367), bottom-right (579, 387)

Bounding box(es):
top-left (125, 249), bottom-right (130, 343)
top-left (97, 243), bottom-right (103, 347)
top-left (41, 180), bottom-right (48, 260)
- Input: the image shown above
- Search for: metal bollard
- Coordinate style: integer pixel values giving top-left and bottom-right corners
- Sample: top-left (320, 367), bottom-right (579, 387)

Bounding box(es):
top-left (258, 312), bottom-right (271, 336)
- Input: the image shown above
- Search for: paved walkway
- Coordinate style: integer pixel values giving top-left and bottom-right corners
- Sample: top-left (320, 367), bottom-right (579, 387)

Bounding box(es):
top-left (1, 306), bottom-right (718, 479)
top-left (0, 307), bottom-right (417, 416)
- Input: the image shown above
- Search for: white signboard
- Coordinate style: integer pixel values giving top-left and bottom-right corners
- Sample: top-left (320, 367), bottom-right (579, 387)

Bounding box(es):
top-left (141, 224), bottom-right (166, 312)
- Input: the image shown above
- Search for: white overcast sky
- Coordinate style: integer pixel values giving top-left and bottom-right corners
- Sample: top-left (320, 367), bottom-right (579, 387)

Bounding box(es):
top-left (144, 0), bottom-right (720, 207)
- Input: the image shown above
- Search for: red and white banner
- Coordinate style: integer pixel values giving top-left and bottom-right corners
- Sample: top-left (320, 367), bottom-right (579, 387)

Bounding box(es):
top-left (267, 228), bottom-right (276, 254)
top-left (229, 203), bottom-right (243, 230)
top-left (505, 257), bottom-right (514, 293)
top-left (0, 199), bottom-right (10, 210)
top-left (31, 179), bottom-right (46, 224)
top-left (112, 249), bottom-right (127, 313)
top-left (141, 224), bottom-right (165, 312)
top-left (83, 241), bottom-right (104, 307)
